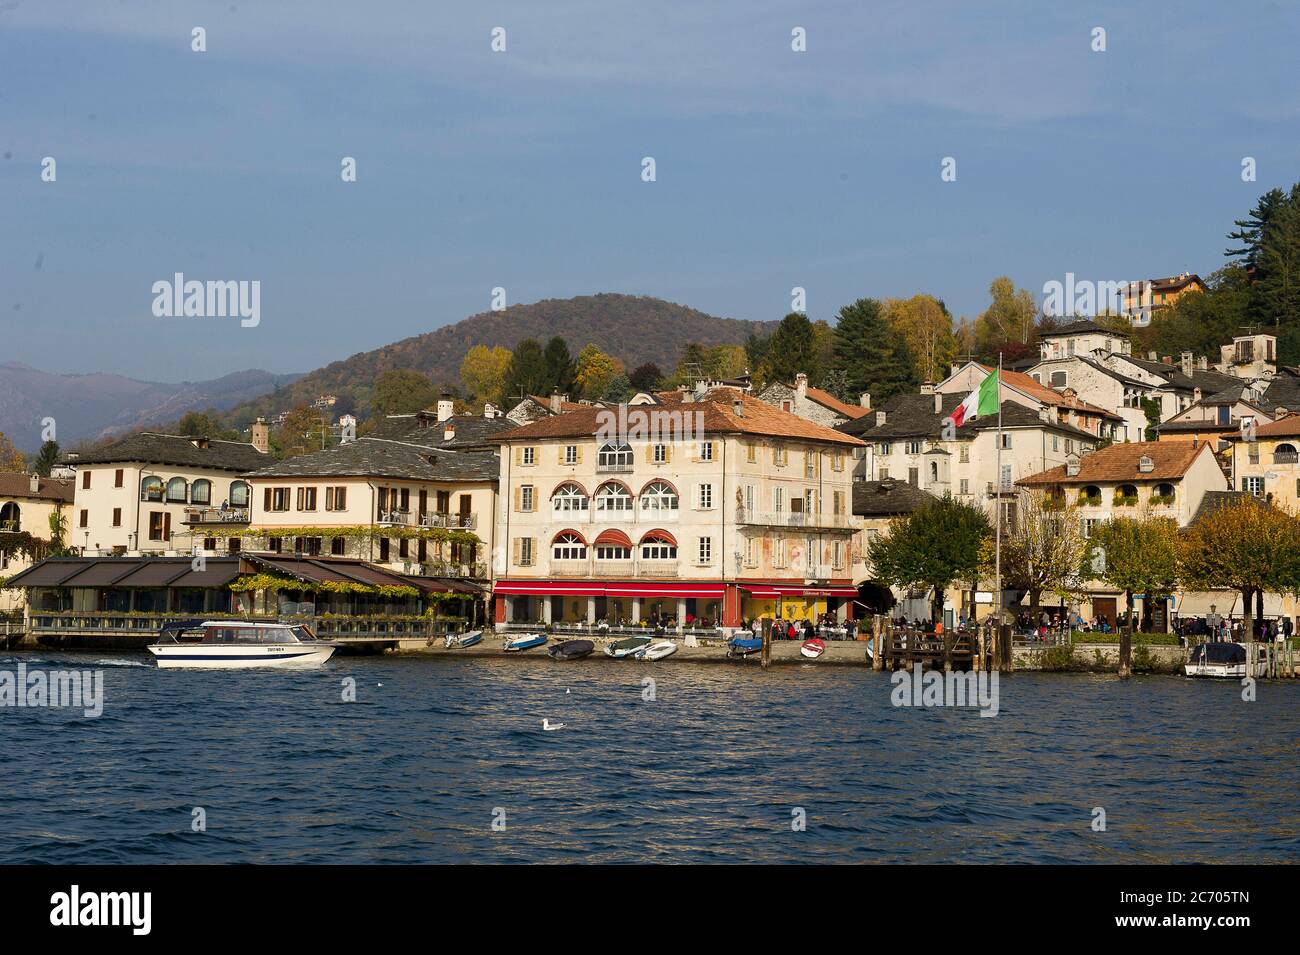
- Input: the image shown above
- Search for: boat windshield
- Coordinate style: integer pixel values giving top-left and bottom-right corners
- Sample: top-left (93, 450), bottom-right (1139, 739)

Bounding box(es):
top-left (201, 626), bottom-right (301, 645)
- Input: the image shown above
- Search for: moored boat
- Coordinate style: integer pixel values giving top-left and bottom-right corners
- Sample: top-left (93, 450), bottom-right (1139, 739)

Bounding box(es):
top-left (549, 639), bottom-right (594, 660)
top-left (634, 640), bottom-right (678, 661)
top-left (1185, 641), bottom-right (1248, 678)
top-left (604, 635), bottom-right (652, 658)
top-left (147, 620), bottom-right (337, 669)
top-left (504, 633), bottom-right (548, 652)
top-left (800, 637), bottom-right (826, 659)
top-left (726, 636), bottom-right (764, 658)
top-left (443, 630), bottom-right (483, 649)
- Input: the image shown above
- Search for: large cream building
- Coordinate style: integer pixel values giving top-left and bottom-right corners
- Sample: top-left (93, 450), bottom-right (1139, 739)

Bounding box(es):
top-left (490, 388), bottom-right (864, 630)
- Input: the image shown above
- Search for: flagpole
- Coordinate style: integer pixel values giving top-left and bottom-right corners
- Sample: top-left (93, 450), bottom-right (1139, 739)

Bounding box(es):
top-left (994, 351), bottom-right (1003, 668)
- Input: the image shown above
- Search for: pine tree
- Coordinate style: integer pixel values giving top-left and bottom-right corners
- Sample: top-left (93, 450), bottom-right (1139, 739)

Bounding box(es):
top-left (542, 337), bottom-right (576, 395)
top-left (829, 298), bottom-right (919, 405)
top-left (502, 338), bottom-right (550, 402)
top-left (32, 440), bottom-right (61, 477)
top-left (758, 312), bottom-right (816, 384)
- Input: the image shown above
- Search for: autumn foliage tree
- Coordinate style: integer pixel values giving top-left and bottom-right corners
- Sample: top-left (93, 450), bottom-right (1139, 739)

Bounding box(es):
top-left (1090, 516), bottom-right (1180, 677)
top-left (996, 490), bottom-right (1092, 624)
top-left (0, 432), bottom-right (25, 472)
top-left (459, 345), bottom-right (512, 407)
top-left (1178, 496), bottom-right (1300, 641)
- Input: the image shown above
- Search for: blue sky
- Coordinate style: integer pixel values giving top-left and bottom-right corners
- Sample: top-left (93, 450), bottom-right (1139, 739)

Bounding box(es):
top-left (3, 0), bottom-right (1299, 381)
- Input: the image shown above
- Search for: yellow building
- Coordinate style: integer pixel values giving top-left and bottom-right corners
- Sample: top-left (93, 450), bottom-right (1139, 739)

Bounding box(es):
top-left (1228, 415), bottom-right (1300, 508)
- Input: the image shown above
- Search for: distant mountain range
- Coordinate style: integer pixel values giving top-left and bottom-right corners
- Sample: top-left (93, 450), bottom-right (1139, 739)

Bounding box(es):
top-left (0, 363), bottom-right (301, 452)
top-left (219, 293), bottom-right (774, 425)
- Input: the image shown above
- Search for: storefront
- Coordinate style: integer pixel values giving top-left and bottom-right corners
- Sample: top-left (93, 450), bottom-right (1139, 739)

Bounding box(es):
top-left (494, 580), bottom-right (732, 628)
top-left (740, 584), bottom-right (859, 624)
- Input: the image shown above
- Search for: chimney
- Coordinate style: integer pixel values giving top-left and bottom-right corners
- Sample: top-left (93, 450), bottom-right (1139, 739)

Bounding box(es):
top-left (949, 363), bottom-right (960, 377)
top-left (251, 417), bottom-right (270, 453)
top-left (733, 398), bottom-right (744, 417)
top-left (875, 411), bottom-right (886, 426)
top-left (1148, 350), bottom-right (1157, 360)
top-left (794, 372), bottom-right (808, 398)
top-left (1180, 351), bottom-right (1193, 377)
top-left (437, 394), bottom-right (455, 422)
top-left (859, 392), bottom-right (871, 409)
top-left (29, 473), bottom-right (39, 495)
top-left (483, 402), bottom-right (497, 418)
top-left (339, 414), bottom-right (357, 444)
top-left (920, 381), bottom-right (935, 395)
top-left (443, 421), bottom-right (456, 442)
top-left (1162, 355), bottom-right (1173, 365)
top-left (934, 392), bottom-right (943, 414)
top-left (1193, 387), bottom-right (1202, 403)
top-left (1197, 356), bottom-right (1207, 371)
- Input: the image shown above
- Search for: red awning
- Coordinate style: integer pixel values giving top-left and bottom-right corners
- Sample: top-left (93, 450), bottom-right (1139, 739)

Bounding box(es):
top-left (493, 580), bottom-right (725, 599)
top-left (639, 528), bottom-right (678, 547)
top-left (592, 529), bottom-right (633, 549)
top-left (743, 584), bottom-right (858, 598)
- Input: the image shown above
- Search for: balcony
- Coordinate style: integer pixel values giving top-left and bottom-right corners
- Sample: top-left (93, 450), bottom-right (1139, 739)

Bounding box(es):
top-left (183, 506), bottom-right (250, 525)
top-left (593, 560), bottom-right (635, 577)
top-left (1274, 452), bottom-right (1298, 465)
top-left (595, 461), bottom-right (635, 474)
top-left (735, 508), bottom-right (851, 530)
top-left (550, 559), bottom-right (590, 577)
top-left (377, 509), bottom-right (476, 530)
top-left (986, 482), bottom-right (1016, 498)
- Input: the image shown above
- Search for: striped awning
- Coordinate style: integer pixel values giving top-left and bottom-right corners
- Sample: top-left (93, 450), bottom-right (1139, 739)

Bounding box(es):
top-left (493, 579), bottom-right (725, 598)
top-left (592, 529), bottom-right (633, 548)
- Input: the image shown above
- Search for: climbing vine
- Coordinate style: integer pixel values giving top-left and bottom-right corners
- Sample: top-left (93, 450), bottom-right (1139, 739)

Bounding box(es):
top-left (229, 572), bottom-right (420, 599)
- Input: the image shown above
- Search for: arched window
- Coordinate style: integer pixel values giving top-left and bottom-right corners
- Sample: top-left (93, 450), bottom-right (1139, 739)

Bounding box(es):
top-left (229, 480), bottom-right (249, 507)
top-left (141, 476), bottom-right (164, 502)
top-left (191, 479), bottom-right (212, 505)
top-left (551, 482), bottom-right (589, 512)
top-left (640, 481), bottom-right (679, 512)
top-left (1078, 485), bottom-right (1101, 505)
top-left (597, 442), bottom-right (633, 470)
top-left (552, 532), bottom-right (587, 561)
top-left (595, 482), bottom-right (634, 512)
top-left (1115, 483), bottom-right (1138, 505)
top-left (929, 462), bottom-right (939, 482)
top-left (1154, 483), bottom-right (1175, 497)
top-left (0, 501), bottom-right (20, 532)
top-left (640, 534), bottom-right (677, 560)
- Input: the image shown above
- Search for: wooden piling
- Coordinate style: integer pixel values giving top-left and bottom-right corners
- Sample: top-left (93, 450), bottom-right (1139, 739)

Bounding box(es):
top-left (871, 615), bottom-right (883, 671)
top-left (760, 620), bottom-right (771, 669)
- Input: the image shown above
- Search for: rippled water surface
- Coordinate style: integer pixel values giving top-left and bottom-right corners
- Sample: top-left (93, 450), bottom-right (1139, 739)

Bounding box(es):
top-left (1, 652), bottom-right (1296, 863)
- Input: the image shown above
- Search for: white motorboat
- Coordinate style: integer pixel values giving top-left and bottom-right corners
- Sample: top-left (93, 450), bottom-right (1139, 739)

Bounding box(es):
top-left (148, 620), bottom-right (337, 669)
top-left (1185, 641), bottom-right (1249, 679)
top-left (633, 640), bottom-right (678, 661)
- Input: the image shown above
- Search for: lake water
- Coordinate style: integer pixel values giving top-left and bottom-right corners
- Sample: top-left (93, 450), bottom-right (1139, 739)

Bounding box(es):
top-left (1, 652), bottom-right (1296, 863)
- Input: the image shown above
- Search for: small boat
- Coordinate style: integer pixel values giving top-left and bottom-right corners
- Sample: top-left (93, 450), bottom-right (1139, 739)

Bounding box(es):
top-left (1185, 641), bottom-right (1249, 678)
top-left (605, 635), bottom-right (652, 658)
top-left (634, 640), bottom-right (678, 661)
top-left (148, 620), bottom-right (336, 669)
top-left (503, 633), bottom-right (548, 652)
top-left (800, 637), bottom-right (826, 659)
top-left (443, 630), bottom-right (483, 649)
top-left (726, 636), bottom-right (764, 658)
top-left (549, 639), bottom-right (594, 661)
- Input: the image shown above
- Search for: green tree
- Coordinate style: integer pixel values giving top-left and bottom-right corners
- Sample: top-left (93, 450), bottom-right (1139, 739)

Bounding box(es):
top-left (272, 406), bottom-right (331, 458)
top-left (867, 495), bottom-right (991, 623)
top-left (602, 373), bottom-right (633, 402)
top-left (758, 312), bottom-right (816, 385)
top-left (1179, 496), bottom-right (1300, 645)
top-left (829, 298), bottom-right (918, 405)
top-left (32, 440), bottom-right (61, 477)
top-left (371, 370), bottom-right (438, 417)
top-left (542, 337), bottom-right (577, 395)
top-left (501, 338), bottom-right (550, 403)
top-left (46, 505), bottom-right (71, 557)
top-left (1091, 516), bottom-right (1180, 678)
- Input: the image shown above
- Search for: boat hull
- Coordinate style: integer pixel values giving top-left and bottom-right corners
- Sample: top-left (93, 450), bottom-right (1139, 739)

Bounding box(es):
top-left (800, 638), bottom-right (826, 659)
top-left (504, 635), bottom-right (548, 652)
top-left (549, 639), bottom-right (594, 660)
top-left (605, 637), bottom-right (652, 658)
top-left (148, 644), bottom-right (336, 669)
top-left (635, 641), bottom-right (678, 661)
top-left (445, 630), bottom-right (483, 649)
top-left (1184, 663), bottom-right (1247, 679)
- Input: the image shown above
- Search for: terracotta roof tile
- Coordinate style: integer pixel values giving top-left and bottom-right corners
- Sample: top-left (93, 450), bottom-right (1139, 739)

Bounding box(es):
top-left (1018, 441), bottom-right (1208, 486)
top-left (0, 473), bottom-right (74, 503)
top-left (493, 389), bottom-right (865, 447)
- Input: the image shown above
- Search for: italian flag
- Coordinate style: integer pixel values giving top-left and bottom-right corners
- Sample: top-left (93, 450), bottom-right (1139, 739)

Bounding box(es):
top-left (950, 369), bottom-right (999, 428)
